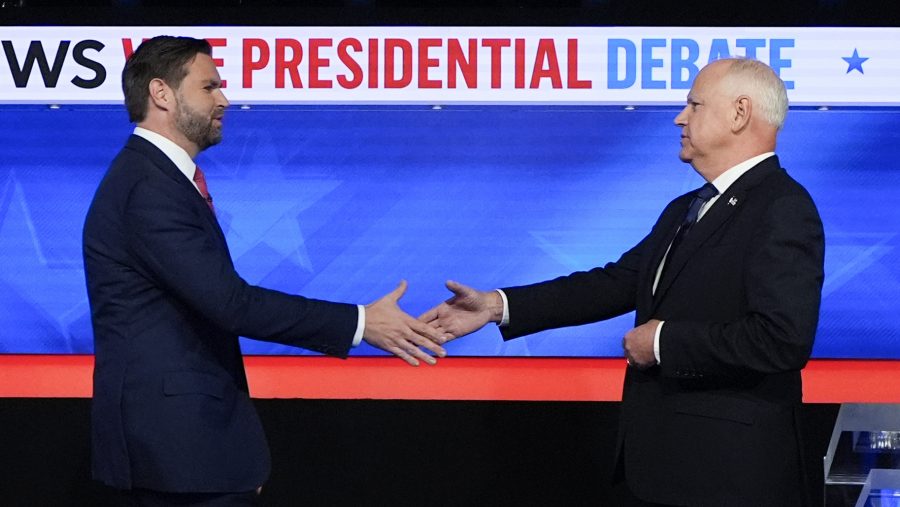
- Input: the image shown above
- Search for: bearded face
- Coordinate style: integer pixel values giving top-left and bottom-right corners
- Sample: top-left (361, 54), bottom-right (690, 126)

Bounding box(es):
top-left (168, 53), bottom-right (227, 153)
top-left (175, 91), bottom-right (223, 152)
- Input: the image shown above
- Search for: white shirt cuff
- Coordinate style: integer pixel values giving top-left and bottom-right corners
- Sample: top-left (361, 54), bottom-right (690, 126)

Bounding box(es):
top-left (496, 289), bottom-right (510, 327)
top-left (352, 305), bottom-right (365, 346)
top-left (653, 321), bottom-right (664, 363)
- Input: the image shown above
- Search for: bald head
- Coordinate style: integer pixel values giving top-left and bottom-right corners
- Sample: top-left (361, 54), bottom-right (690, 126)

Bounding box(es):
top-left (716, 58), bottom-right (789, 130)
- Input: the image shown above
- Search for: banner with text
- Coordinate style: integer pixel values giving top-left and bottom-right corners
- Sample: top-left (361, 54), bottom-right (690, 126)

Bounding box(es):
top-left (1, 26), bottom-right (896, 105)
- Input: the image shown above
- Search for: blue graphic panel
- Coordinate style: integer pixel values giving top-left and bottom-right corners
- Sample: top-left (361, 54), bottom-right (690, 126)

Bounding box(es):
top-left (0, 105), bottom-right (897, 358)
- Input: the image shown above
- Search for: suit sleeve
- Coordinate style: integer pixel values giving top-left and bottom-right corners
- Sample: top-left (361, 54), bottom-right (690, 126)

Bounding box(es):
top-left (499, 230), bottom-right (649, 340)
top-left (658, 193), bottom-right (825, 377)
top-left (123, 175), bottom-right (357, 357)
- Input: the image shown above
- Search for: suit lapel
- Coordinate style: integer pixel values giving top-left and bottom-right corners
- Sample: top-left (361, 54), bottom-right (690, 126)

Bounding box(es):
top-left (650, 157), bottom-right (782, 309)
top-left (126, 136), bottom-right (230, 249)
top-left (646, 200), bottom-right (687, 289)
top-left (636, 206), bottom-right (684, 318)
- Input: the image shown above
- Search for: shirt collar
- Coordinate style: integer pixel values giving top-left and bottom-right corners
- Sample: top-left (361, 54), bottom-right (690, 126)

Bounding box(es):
top-left (710, 152), bottom-right (775, 195)
top-left (133, 127), bottom-right (196, 184)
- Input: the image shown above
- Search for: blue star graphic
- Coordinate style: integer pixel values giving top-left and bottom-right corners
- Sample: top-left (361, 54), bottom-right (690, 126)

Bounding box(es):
top-left (842, 49), bottom-right (869, 74)
top-left (0, 171), bottom-right (92, 351)
top-left (199, 131), bottom-right (344, 284)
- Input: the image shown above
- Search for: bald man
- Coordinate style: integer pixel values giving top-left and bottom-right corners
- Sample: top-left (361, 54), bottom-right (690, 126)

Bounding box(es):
top-left (423, 58), bottom-right (824, 506)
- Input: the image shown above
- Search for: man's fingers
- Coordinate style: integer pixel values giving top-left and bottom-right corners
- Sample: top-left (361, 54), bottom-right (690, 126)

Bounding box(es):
top-left (387, 280), bottom-right (408, 303)
top-left (410, 346), bottom-right (438, 365)
top-left (393, 342), bottom-right (437, 366)
top-left (418, 306), bottom-right (438, 323)
top-left (405, 319), bottom-right (448, 356)
top-left (445, 280), bottom-right (472, 297)
top-left (430, 324), bottom-right (451, 338)
top-left (408, 329), bottom-right (447, 357)
top-left (389, 346), bottom-right (421, 367)
top-left (409, 318), bottom-right (447, 345)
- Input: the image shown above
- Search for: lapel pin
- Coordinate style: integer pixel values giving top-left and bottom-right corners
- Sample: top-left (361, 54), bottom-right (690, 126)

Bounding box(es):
top-left (728, 197), bottom-right (738, 206)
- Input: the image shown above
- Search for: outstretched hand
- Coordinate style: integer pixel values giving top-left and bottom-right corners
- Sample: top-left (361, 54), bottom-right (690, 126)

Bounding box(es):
top-left (419, 280), bottom-right (504, 342)
top-left (364, 280), bottom-right (448, 366)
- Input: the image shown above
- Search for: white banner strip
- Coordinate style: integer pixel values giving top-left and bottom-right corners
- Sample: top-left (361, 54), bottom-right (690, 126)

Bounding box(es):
top-left (1, 26), bottom-right (897, 105)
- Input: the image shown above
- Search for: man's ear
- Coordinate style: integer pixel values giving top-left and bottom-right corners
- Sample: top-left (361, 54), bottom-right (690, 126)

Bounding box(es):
top-left (732, 95), bottom-right (752, 133)
top-left (147, 78), bottom-right (173, 112)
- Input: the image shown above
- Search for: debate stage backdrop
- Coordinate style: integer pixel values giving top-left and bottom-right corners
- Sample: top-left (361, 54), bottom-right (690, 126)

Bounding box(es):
top-left (1, 104), bottom-right (898, 358)
top-left (2, 26), bottom-right (898, 358)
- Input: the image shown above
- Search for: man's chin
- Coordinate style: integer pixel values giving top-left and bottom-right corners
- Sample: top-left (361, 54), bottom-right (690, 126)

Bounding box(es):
top-left (195, 135), bottom-right (221, 152)
top-left (205, 130), bottom-right (223, 147)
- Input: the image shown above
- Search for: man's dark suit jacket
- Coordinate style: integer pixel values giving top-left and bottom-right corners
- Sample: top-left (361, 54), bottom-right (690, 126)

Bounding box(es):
top-left (500, 156), bottom-right (824, 506)
top-left (83, 135), bottom-right (358, 493)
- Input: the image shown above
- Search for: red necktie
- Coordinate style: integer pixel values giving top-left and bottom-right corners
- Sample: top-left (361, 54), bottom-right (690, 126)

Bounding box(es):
top-left (192, 165), bottom-right (214, 211)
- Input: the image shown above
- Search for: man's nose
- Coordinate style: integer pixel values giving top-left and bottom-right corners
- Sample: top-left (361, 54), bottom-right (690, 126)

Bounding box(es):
top-left (216, 89), bottom-right (230, 108)
top-left (674, 107), bottom-right (688, 126)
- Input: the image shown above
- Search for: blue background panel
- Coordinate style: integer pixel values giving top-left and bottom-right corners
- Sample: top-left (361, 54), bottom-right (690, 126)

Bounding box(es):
top-left (0, 105), bottom-right (897, 358)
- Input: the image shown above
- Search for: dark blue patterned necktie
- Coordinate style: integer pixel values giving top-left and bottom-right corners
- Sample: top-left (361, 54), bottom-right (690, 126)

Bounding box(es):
top-left (663, 182), bottom-right (719, 274)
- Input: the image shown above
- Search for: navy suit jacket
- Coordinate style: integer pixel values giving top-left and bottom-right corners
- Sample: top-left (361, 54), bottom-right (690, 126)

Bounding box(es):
top-left (501, 156), bottom-right (825, 506)
top-left (83, 135), bottom-right (358, 492)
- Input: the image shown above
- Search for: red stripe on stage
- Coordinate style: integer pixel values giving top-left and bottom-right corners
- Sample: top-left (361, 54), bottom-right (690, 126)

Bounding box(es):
top-left (0, 355), bottom-right (898, 402)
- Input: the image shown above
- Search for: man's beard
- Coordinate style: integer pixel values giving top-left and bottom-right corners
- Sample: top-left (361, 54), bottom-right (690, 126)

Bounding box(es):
top-left (175, 97), bottom-right (222, 151)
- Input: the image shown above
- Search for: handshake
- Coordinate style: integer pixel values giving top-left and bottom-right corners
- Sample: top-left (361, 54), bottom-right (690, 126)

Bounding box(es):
top-left (362, 280), bottom-right (502, 366)
top-left (363, 279), bottom-right (661, 368)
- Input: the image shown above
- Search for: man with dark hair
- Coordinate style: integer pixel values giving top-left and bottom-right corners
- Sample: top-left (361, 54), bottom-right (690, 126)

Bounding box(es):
top-left (121, 36), bottom-right (213, 124)
top-left (423, 58), bottom-right (824, 506)
top-left (84, 35), bottom-right (446, 504)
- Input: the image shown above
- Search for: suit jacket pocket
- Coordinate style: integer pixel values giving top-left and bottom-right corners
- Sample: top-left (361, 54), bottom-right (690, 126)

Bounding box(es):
top-left (163, 371), bottom-right (229, 400)
top-left (673, 394), bottom-right (757, 426)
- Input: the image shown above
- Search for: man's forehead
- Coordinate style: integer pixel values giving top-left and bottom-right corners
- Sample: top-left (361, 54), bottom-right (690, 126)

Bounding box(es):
top-left (686, 80), bottom-right (704, 101)
top-left (686, 65), bottom-right (722, 99)
top-left (185, 54), bottom-right (220, 81)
